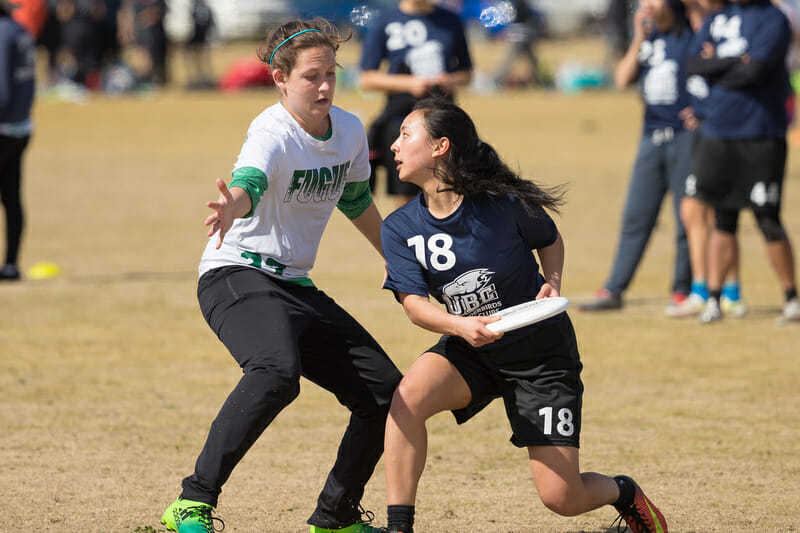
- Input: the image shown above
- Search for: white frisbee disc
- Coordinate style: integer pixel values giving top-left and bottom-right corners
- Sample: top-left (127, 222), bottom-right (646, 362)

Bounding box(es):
top-left (486, 297), bottom-right (570, 333)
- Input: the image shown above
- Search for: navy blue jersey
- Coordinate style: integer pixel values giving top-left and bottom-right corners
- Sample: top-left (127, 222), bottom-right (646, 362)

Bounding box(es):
top-left (639, 27), bottom-right (694, 133)
top-left (382, 193), bottom-right (559, 346)
top-left (0, 16), bottom-right (34, 133)
top-left (360, 6), bottom-right (472, 79)
top-left (697, 2), bottom-right (791, 139)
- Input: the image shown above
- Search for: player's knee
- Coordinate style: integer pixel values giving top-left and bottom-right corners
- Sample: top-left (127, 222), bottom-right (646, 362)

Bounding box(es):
top-left (244, 361), bottom-right (301, 404)
top-left (269, 374), bottom-right (301, 405)
top-left (538, 487), bottom-right (581, 517)
top-left (755, 211), bottom-right (786, 242)
top-left (389, 378), bottom-right (431, 422)
top-left (680, 198), bottom-right (706, 227)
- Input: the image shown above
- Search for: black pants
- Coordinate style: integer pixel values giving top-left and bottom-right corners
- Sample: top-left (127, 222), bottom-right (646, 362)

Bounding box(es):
top-left (0, 135), bottom-right (29, 265)
top-left (181, 266), bottom-right (402, 527)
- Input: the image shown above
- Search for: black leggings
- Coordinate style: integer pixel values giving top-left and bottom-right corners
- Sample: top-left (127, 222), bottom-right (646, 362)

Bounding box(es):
top-left (0, 135), bottom-right (29, 265)
top-left (182, 266), bottom-right (402, 526)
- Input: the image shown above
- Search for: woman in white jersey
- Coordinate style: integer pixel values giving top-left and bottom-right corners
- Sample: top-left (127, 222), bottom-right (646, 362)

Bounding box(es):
top-left (378, 98), bottom-right (667, 533)
top-left (161, 18), bottom-right (402, 533)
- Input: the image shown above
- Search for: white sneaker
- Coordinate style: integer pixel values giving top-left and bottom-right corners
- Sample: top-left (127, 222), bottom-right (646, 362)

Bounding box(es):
top-left (699, 299), bottom-right (722, 324)
top-left (778, 297), bottom-right (800, 324)
top-left (665, 293), bottom-right (706, 318)
top-left (720, 295), bottom-right (748, 318)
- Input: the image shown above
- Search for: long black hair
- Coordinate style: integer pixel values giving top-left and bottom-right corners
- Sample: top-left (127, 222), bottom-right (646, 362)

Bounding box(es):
top-left (413, 97), bottom-right (565, 215)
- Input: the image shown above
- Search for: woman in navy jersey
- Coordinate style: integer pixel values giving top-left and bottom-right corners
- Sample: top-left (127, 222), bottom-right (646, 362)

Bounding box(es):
top-left (379, 98), bottom-right (668, 533)
top-left (674, 0), bottom-right (749, 319)
top-left (579, 0), bottom-right (694, 314)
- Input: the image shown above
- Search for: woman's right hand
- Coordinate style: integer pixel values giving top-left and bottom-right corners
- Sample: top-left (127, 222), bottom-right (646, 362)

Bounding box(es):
top-left (455, 316), bottom-right (503, 348)
top-left (204, 178), bottom-right (237, 249)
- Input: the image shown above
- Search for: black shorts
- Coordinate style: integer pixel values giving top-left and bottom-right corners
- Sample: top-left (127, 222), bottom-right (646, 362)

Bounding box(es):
top-left (689, 136), bottom-right (786, 211)
top-left (427, 315), bottom-right (583, 448)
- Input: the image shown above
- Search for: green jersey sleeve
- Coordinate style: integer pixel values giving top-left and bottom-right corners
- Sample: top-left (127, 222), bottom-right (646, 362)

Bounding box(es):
top-left (336, 180), bottom-right (372, 220)
top-left (229, 166), bottom-right (268, 218)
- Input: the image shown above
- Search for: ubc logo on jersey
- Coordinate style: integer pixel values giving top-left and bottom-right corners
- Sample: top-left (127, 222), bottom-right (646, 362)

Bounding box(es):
top-left (441, 268), bottom-right (502, 316)
top-left (284, 161), bottom-right (351, 203)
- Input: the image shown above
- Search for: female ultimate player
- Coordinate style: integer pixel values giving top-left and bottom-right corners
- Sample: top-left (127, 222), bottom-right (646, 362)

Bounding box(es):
top-left (379, 98), bottom-right (668, 533)
top-left (160, 18), bottom-right (402, 533)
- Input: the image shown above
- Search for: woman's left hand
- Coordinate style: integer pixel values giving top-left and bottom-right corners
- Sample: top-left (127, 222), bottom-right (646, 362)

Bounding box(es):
top-left (536, 283), bottom-right (560, 299)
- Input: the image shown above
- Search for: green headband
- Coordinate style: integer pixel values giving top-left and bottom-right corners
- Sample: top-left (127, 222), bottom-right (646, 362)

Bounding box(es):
top-left (269, 29), bottom-right (324, 66)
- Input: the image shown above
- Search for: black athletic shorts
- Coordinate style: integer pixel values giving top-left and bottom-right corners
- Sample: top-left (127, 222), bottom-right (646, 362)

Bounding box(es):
top-left (427, 314), bottom-right (583, 448)
top-left (688, 136), bottom-right (786, 211)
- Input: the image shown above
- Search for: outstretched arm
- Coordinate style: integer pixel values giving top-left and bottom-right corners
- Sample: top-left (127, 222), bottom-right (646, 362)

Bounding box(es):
top-left (204, 178), bottom-right (252, 249)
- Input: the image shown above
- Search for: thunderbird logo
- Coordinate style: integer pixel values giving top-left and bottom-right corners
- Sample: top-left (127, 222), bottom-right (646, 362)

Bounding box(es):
top-left (442, 268), bottom-right (501, 316)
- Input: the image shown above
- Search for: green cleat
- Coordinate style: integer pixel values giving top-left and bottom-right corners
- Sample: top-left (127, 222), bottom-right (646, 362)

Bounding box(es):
top-left (161, 497), bottom-right (225, 533)
top-left (309, 524), bottom-right (385, 533)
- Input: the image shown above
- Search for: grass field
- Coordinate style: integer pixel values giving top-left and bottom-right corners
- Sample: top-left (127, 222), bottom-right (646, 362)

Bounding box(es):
top-left (2, 36), bottom-right (799, 532)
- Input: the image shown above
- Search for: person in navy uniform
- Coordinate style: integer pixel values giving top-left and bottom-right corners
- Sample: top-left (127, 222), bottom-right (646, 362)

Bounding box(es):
top-left (378, 97), bottom-right (668, 533)
top-left (0, 0), bottom-right (35, 281)
top-left (581, 0), bottom-right (695, 314)
top-left (666, 0), bottom-right (749, 319)
top-left (359, 0), bottom-right (472, 206)
top-left (685, 0), bottom-right (800, 323)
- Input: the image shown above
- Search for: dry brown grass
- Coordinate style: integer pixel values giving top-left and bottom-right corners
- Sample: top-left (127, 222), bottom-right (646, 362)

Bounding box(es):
top-left (2, 36), bottom-right (799, 532)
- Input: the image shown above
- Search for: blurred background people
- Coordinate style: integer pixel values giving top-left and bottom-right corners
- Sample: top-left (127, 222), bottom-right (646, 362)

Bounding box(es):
top-left (685, 0), bottom-right (800, 323)
top-left (580, 0), bottom-right (695, 313)
top-left (119, 0), bottom-right (167, 86)
top-left (183, 0), bottom-right (214, 90)
top-left (359, 0), bottom-right (473, 206)
top-left (53, 0), bottom-right (105, 88)
top-left (0, 0), bottom-right (35, 280)
top-left (493, 0), bottom-right (544, 88)
top-left (669, 0), bottom-right (748, 319)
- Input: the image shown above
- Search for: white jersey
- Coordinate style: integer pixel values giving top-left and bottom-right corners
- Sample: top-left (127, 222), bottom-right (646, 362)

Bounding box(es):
top-left (199, 103), bottom-right (371, 280)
